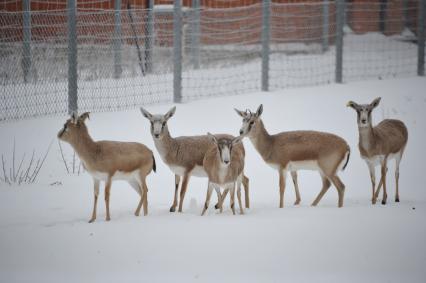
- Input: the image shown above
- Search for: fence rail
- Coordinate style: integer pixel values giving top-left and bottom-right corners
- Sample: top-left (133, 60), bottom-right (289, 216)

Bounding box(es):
top-left (0, 0), bottom-right (425, 121)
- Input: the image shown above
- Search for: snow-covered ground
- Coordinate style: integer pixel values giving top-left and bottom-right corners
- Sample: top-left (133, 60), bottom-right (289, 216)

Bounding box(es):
top-left (1, 77), bottom-right (426, 282)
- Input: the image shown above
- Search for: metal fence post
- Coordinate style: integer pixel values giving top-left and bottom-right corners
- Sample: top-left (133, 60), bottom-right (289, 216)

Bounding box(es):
top-left (191, 0), bottom-right (200, 69)
top-left (379, 0), bottom-right (387, 33)
top-left (261, 0), bottom-right (271, 92)
top-left (22, 0), bottom-right (31, 83)
top-left (145, 0), bottom-right (154, 73)
top-left (335, 0), bottom-right (344, 83)
top-left (173, 0), bottom-right (183, 103)
top-left (418, 0), bottom-right (425, 76)
top-left (403, 0), bottom-right (408, 29)
top-left (113, 0), bottom-right (122, 79)
top-left (67, 0), bottom-right (78, 114)
top-left (322, 0), bottom-right (329, 52)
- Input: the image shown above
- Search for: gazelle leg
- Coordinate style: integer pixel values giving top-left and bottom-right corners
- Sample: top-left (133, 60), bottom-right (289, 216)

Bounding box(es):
top-left (214, 185), bottom-right (222, 210)
top-left (242, 174), bottom-right (250, 208)
top-left (201, 182), bottom-right (214, 216)
top-left (279, 169), bottom-right (287, 208)
top-left (291, 171), bottom-right (301, 205)
top-left (329, 175), bottom-right (345, 208)
top-left (380, 158), bottom-right (388, 205)
top-left (170, 174), bottom-right (181, 212)
top-left (219, 188), bottom-right (230, 213)
top-left (178, 172), bottom-right (191, 213)
top-left (230, 185), bottom-right (236, 215)
top-left (89, 179), bottom-right (100, 223)
top-left (142, 177), bottom-right (149, 216)
top-left (104, 176), bottom-right (112, 221)
top-left (131, 180), bottom-right (144, 216)
top-left (367, 162), bottom-right (377, 204)
top-left (237, 181), bottom-right (244, 215)
top-left (311, 173), bottom-right (331, 206)
top-left (374, 168), bottom-right (386, 202)
top-left (395, 152), bottom-right (402, 202)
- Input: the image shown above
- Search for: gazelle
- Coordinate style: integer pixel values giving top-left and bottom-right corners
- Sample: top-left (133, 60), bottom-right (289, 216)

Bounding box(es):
top-left (202, 134), bottom-right (245, 216)
top-left (140, 106), bottom-right (250, 213)
top-left (57, 112), bottom-right (156, 223)
top-left (347, 97), bottom-right (408, 204)
top-left (235, 105), bottom-right (350, 208)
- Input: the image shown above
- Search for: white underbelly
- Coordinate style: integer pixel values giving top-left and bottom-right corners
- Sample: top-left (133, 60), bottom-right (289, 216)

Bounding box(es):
top-left (89, 169), bottom-right (140, 182)
top-left (169, 165), bottom-right (207, 178)
top-left (267, 163), bottom-right (280, 170)
top-left (363, 152), bottom-right (400, 166)
top-left (267, 160), bottom-right (320, 172)
top-left (287, 160), bottom-right (320, 171)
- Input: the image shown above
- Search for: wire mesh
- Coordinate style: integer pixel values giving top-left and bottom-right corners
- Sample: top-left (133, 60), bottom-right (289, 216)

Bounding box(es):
top-left (269, 1), bottom-right (337, 90)
top-left (0, 0), bottom-right (424, 122)
top-left (181, 1), bottom-right (262, 101)
top-left (344, 0), bottom-right (419, 81)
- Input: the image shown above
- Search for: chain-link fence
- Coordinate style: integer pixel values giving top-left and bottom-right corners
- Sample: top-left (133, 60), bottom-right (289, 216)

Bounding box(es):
top-left (1, 0), bottom-right (425, 121)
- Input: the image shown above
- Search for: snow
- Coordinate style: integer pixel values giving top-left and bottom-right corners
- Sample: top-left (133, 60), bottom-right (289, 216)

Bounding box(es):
top-left (1, 77), bottom-right (426, 282)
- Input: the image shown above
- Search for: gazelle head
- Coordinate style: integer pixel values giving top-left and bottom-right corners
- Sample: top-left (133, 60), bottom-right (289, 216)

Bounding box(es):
top-left (58, 112), bottom-right (90, 142)
top-left (207, 133), bottom-right (242, 166)
top-left (234, 104), bottom-right (263, 137)
top-left (347, 97), bottom-right (381, 128)
top-left (140, 106), bottom-right (176, 139)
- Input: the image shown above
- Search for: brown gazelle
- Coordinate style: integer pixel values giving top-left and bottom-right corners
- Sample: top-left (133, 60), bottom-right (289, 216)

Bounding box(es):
top-left (57, 112), bottom-right (156, 223)
top-left (202, 134), bottom-right (245, 216)
top-left (140, 107), bottom-right (250, 213)
top-left (347, 97), bottom-right (408, 205)
top-left (235, 105), bottom-right (350, 208)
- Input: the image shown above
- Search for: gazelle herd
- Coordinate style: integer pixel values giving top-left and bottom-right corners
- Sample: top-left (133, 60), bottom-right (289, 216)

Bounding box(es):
top-left (58, 97), bottom-right (408, 222)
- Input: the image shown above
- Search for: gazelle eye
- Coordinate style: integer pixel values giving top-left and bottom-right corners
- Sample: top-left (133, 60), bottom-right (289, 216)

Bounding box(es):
top-left (249, 121), bottom-right (254, 125)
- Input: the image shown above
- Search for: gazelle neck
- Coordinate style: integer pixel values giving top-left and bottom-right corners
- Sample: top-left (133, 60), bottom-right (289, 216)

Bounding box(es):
top-left (153, 126), bottom-right (177, 159)
top-left (70, 129), bottom-right (98, 163)
top-left (358, 124), bottom-right (375, 153)
top-left (248, 119), bottom-right (273, 160)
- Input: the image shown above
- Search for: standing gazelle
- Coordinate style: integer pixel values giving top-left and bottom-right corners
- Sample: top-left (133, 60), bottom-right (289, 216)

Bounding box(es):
top-left (58, 112), bottom-right (156, 223)
top-left (347, 97), bottom-right (408, 204)
top-left (140, 107), bottom-right (250, 213)
top-left (235, 105), bottom-right (350, 208)
top-left (202, 134), bottom-right (245, 216)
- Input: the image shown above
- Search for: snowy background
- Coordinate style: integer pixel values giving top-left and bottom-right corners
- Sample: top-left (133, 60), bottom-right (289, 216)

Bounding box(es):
top-left (1, 29), bottom-right (420, 120)
top-left (1, 77), bottom-right (425, 282)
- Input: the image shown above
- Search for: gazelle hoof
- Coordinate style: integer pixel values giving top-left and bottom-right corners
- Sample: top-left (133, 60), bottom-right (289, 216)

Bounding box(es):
top-left (395, 198), bottom-right (400, 202)
top-left (294, 200), bottom-right (301, 205)
top-left (381, 200), bottom-right (386, 205)
top-left (88, 218), bottom-right (95, 223)
top-left (106, 217), bottom-right (111, 221)
top-left (169, 206), bottom-right (176, 212)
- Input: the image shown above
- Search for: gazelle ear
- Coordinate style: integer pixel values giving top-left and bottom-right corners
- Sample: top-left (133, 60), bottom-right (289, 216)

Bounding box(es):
top-left (140, 107), bottom-right (153, 120)
top-left (346, 101), bottom-right (359, 110)
top-left (207, 132), bottom-right (218, 144)
top-left (78, 112), bottom-right (90, 124)
top-left (255, 104), bottom-right (263, 117)
top-left (234, 108), bottom-right (246, 118)
top-left (231, 135), bottom-right (243, 146)
top-left (164, 106), bottom-right (176, 121)
top-left (370, 97), bottom-right (381, 109)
